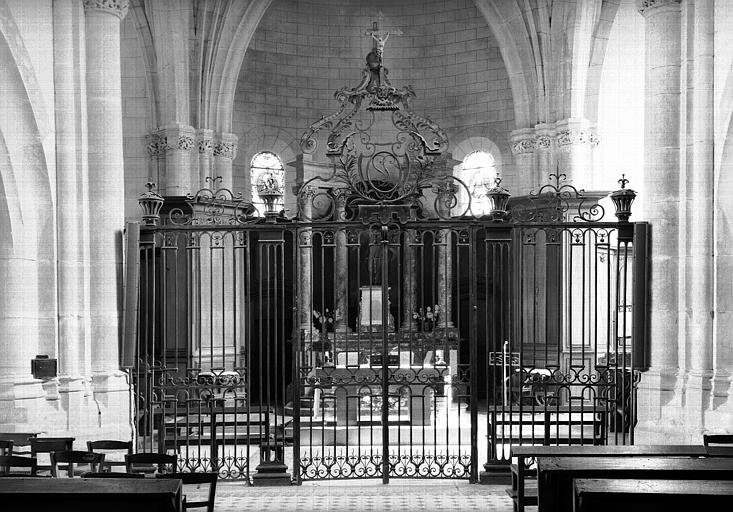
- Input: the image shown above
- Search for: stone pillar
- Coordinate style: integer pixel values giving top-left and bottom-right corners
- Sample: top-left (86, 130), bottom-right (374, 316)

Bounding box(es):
top-left (636, 0), bottom-right (682, 440)
top-left (298, 187), bottom-right (316, 339)
top-left (158, 124), bottom-right (195, 195)
top-left (333, 189), bottom-right (351, 332)
top-left (84, 0), bottom-right (133, 435)
top-left (54, 0), bottom-right (90, 397)
top-left (534, 124), bottom-right (555, 186)
top-left (554, 118), bottom-right (597, 188)
top-left (510, 128), bottom-right (536, 194)
top-left (685, 0), bottom-right (714, 428)
top-left (437, 229), bottom-right (454, 328)
top-left (214, 132), bottom-right (238, 189)
top-left (196, 128), bottom-right (215, 188)
top-left (401, 229), bottom-right (418, 331)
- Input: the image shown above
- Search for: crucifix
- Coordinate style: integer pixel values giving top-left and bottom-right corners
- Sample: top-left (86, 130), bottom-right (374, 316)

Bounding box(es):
top-left (364, 12), bottom-right (403, 61)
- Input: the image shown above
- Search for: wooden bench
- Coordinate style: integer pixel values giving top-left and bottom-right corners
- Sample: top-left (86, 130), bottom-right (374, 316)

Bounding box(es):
top-left (572, 478), bottom-right (733, 511)
top-left (0, 477), bottom-right (183, 512)
top-left (537, 456), bottom-right (733, 512)
top-left (508, 444), bottom-right (707, 512)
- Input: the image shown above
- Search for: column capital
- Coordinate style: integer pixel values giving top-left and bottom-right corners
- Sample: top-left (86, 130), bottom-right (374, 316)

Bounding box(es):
top-left (146, 125), bottom-right (196, 157)
top-left (510, 128), bottom-right (536, 155)
top-left (554, 118), bottom-right (597, 148)
top-left (637, 0), bottom-right (681, 16)
top-left (196, 129), bottom-right (215, 156)
top-left (214, 132), bottom-right (239, 160)
top-left (82, 0), bottom-right (129, 20)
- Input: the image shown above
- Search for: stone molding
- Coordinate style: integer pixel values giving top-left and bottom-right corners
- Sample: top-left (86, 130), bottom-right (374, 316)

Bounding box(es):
top-left (509, 121), bottom-right (600, 155)
top-left (82, 0), bottom-right (129, 19)
top-left (637, 0), bottom-right (681, 16)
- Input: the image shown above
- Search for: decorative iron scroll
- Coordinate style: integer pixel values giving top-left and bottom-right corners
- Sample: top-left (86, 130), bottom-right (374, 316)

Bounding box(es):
top-left (169, 176), bottom-right (258, 225)
top-left (510, 172), bottom-right (606, 223)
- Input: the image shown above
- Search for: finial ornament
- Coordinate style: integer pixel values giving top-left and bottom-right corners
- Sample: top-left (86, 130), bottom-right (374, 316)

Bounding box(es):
top-left (138, 180), bottom-right (164, 226)
top-left (610, 173), bottom-right (637, 223)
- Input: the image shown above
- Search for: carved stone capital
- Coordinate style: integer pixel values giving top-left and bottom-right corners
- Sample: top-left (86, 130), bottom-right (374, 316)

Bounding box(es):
top-left (82, 0), bottom-right (129, 19)
top-left (510, 128), bottom-right (537, 155)
top-left (213, 133), bottom-right (239, 159)
top-left (555, 129), bottom-right (594, 147)
top-left (536, 135), bottom-right (553, 150)
top-left (637, 0), bottom-right (681, 16)
top-left (147, 126), bottom-right (196, 156)
top-left (196, 129), bottom-right (215, 156)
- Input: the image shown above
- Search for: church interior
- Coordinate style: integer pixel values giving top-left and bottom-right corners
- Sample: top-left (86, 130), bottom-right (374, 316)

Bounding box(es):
top-left (1, 0), bottom-right (733, 509)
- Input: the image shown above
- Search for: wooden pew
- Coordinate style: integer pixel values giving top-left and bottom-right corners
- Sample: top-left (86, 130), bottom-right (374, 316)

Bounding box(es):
top-left (509, 444), bottom-right (707, 512)
top-left (537, 456), bottom-right (733, 512)
top-left (572, 478), bottom-right (733, 512)
top-left (0, 477), bottom-right (183, 512)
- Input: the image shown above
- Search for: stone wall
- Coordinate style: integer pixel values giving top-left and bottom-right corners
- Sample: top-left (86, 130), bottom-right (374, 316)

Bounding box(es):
top-left (232, 0), bottom-right (516, 200)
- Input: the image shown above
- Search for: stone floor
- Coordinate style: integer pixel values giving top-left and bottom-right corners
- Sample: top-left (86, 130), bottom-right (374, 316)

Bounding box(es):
top-left (210, 480), bottom-right (516, 511)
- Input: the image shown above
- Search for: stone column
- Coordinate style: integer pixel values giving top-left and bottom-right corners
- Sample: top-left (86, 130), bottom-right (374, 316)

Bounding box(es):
top-left (686, 0), bottom-right (714, 422)
top-left (534, 124), bottom-right (555, 186)
top-left (636, 0), bottom-right (682, 440)
top-left (298, 187), bottom-right (316, 339)
top-left (84, 0), bottom-right (132, 433)
top-left (333, 189), bottom-right (351, 332)
top-left (510, 128), bottom-right (536, 194)
top-left (214, 132), bottom-right (238, 189)
top-left (401, 229), bottom-right (418, 331)
top-left (54, 0), bottom-right (90, 397)
top-left (437, 229), bottom-right (454, 328)
top-left (196, 128), bottom-right (215, 188)
top-left (158, 124), bottom-right (195, 195)
top-left (554, 118), bottom-right (596, 188)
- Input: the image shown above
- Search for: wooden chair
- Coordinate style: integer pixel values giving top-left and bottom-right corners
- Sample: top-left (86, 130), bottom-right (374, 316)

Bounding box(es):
top-left (87, 440), bottom-right (133, 472)
top-left (0, 433), bottom-right (38, 455)
top-left (0, 440), bottom-right (12, 457)
top-left (82, 471), bottom-right (145, 479)
top-left (125, 452), bottom-right (178, 475)
top-left (157, 472), bottom-right (218, 512)
top-left (30, 437), bottom-right (75, 474)
top-left (0, 455), bottom-right (38, 476)
top-left (50, 451), bottom-right (105, 478)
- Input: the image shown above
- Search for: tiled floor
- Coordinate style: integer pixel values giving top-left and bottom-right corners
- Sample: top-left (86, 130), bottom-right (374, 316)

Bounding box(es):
top-left (212, 480), bottom-right (515, 511)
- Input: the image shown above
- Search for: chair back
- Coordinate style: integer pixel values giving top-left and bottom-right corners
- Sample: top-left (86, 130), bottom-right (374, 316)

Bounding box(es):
top-left (125, 453), bottom-right (178, 475)
top-left (0, 455), bottom-right (38, 476)
top-left (704, 434), bottom-right (733, 446)
top-left (87, 440), bottom-right (133, 471)
top-left (703, 434), bottom-right (733, 456)
top-left (157, 472), bottom-right (218, 512)
top-left (0, 433), bottom-right (38, 455)
top-left (82, 471), bottom-right (145, 479)
top-left (50, 451), bottom-right (105, 478)
top-left (0, 440), bottom-right (13, 456)
top-left (30, 438), bottom-right (75, 473)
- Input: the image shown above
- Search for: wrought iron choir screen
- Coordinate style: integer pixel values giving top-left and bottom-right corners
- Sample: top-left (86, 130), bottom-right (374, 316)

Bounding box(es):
top-left (127, 39), bottom-right (648, 484)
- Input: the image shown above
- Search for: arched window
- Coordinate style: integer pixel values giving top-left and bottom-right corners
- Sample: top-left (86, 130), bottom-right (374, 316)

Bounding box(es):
top-left (251, 151), bottom-right (285, 215)
top-left (456, 151), bottom-right (496, 215)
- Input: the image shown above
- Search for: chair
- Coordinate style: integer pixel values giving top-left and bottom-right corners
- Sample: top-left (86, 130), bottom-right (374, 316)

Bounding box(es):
top-left (30, 437), bottom-right (75, 474)
top-left (703, 434), bottom-right (733, 455)
top-left (0, 433), bottom-right (38, 455)
top-left (0, 455), bottom-right (38, 476)
top-left (50, 451), bottom-right (105, 478)
top-left (82, 471), bottom-right (145, 479)
top-left (0, 440), bottom-right (12, 456)
top-left (157, 472), bottom-right (218, 512)
top-left (125, 452), bottom-right (178, 475)
top-left (87, 440), bottom-right (133, 472)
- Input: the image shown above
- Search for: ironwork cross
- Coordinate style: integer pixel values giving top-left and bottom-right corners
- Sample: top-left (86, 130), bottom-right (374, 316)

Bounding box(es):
top-left (364, 12), bottom-right (403, 58)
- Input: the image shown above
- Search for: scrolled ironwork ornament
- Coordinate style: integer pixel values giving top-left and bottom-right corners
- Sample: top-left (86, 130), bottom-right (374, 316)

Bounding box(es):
top-left (511, 172), bottom-right (605, 223)
top-left (169, 176), bottom-right (258, 225)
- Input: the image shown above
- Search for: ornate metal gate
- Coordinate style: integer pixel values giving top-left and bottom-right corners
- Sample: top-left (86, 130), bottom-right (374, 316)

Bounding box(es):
top-left (128, 26), bottom-right (646, 483)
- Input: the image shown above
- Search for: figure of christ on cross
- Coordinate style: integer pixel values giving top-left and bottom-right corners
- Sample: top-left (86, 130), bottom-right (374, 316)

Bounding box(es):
top-left (364, 11), bottom-right (403, 62)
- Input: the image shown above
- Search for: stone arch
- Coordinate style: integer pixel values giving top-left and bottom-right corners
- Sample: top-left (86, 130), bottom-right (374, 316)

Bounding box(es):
top-left (473, 0), bottom-right (536, 128)
top-left (210, 0), bottom-right (274, 134)
top-left (0, 3), bottom-right (57, 376)
top-left (126, 0), bottom-right (160, 129)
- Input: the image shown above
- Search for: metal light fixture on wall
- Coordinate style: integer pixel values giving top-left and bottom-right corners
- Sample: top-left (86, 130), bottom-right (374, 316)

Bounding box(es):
top-left (256, 171), bottom-right (284, 221)
top-left (610, 174), bottom-right (637, 223)
top-left (137, 181), bottom-right (164, 226)
top-left (484, 174), bottom-right (511, 221)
